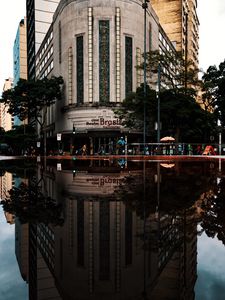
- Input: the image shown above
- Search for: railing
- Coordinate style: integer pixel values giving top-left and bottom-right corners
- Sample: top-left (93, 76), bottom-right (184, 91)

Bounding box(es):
top-left (119, 142), bottom-right (224, 156)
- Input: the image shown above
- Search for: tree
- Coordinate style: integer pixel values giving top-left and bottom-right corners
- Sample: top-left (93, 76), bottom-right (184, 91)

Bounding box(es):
top-left (160, 88), bottom-right (217, 142)
top-left (114, 50), bottom-right (216, 142)
top-left (202, 60), bottom-right (225, 125)
top-left (0, 76), bottom-right (63, 155)
top-left (114, 84), bottom-right (216, 142)
top-left (0, 76), bottom-right (64, 129)
top-left (114, 84), bottom-right (157, 137)
top-left (4, 125), bottom-right (37, 155)
top-left (143, 50), bottom-right (200, 90)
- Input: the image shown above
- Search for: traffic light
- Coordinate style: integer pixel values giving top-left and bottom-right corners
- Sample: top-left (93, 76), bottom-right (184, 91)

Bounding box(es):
top-left (73, 124), bottom-right (76, 134)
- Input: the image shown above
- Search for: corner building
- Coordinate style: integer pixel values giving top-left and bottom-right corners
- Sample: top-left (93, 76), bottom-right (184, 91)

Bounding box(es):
top-left (36, 0), bottom-right (169, 154)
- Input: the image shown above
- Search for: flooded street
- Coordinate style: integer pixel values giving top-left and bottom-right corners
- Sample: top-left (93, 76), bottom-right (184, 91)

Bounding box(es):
top-left (0, 158), bottom-right (225, 299)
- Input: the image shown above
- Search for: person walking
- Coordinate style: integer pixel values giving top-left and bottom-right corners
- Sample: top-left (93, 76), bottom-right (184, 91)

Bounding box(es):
top-left (116, 137), bottom-right (126, 154)
top-left (187, 144), bottom-right (193, 155)
top-left (81, 144), bottom-right (87, 156)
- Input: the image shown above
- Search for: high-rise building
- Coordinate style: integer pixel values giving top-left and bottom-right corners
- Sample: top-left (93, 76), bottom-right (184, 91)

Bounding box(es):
top-left (151, 0), bottom-right (199, 68)
top-left (13, 18), bottom-right (27, 84)
top-left (26, 0), bottom-right (60, 80)
top-left (13, 18), bottom-right (27, 126)
top-left (0, 78), bottom-right (14, 131)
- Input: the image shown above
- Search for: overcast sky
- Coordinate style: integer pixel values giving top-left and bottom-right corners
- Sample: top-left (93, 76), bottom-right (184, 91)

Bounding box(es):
top-left (0, 0), bottom-right (225, 90)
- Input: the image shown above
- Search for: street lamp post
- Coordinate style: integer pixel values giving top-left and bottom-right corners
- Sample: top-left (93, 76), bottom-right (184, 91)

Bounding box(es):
top-left (142, 0), bottom-right (149, 150)
top-left (157, 63), bottom-right (161, 143)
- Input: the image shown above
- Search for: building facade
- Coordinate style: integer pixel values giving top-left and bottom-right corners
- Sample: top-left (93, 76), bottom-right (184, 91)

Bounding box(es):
top-left (151, 0), bottom-right (199, 69)
top-left (13, 18), bottom-right (28, 126)
top-left (35, 0), bottom-right (177, 154)
top-left (0, 78), bottom-right (14, 131)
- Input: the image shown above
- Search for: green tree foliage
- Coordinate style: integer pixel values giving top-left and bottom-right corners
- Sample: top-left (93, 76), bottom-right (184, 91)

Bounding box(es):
top-left (115, 50), bottom-right (216, 142)
top-left (115, 84), bottom-right (216, 142)
top-left (144, 50), bottom-right (200, 90)
top-left (114, 84), bottom-right (157, 136)
top-left (160, 88), bottom-right (216, 142)
top-left (0, 76), bottom-right (64, 128)
top-left (4, 125), bottom-right (37, 154)
top-left (202, 60), bottom-right (225, 125)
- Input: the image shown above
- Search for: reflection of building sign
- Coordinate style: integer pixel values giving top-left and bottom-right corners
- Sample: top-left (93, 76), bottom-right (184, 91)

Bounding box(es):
top-left (86, 117), bottom-right (122, 128)
top-left (86, 177), bottom-right (123, 186)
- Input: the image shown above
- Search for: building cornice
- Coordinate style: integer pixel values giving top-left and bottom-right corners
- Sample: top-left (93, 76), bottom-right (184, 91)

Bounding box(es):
top-left (53, 0), bottom-right (159, 24)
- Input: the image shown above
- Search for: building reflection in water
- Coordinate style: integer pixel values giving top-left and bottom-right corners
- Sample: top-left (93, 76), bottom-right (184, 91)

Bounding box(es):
top-left (0, 159), bottom-right (219, 300)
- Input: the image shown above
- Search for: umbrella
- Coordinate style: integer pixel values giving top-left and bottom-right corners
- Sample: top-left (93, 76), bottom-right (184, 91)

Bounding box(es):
top-left (160, 163), bottom-right (175, 168)
top-left (160, 136), bottom-right (175, 142)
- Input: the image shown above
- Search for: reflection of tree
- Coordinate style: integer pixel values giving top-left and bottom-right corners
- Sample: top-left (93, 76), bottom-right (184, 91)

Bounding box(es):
top-left (199, 177), bottom-right (225, 245)
top-left (115, 167), bottom-right (216, 218)
top-left (0, 159), bottom-right (36, 178)
top-left (1, 182), bottom-right (64, 226)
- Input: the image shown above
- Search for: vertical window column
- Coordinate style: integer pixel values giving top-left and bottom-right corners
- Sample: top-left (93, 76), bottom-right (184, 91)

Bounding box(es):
top-left (88, 7), bottom-right (93, 103)
top-left (149, 22), bottom-right (152, 51)
top-left (99, 20), bottom-right (110, 104)
top-left (68, 46), bottom-right (73, 104)
top-left (125, 36), bottom-right (133, 97)
top-left (136, 47), bottom-right (141, 87)
top-left (76, 36), bottom-right (84, 105)
top-left (115, 7), bottom-right (121, 102)
top-left (58, 21), bottom-right (62, 64)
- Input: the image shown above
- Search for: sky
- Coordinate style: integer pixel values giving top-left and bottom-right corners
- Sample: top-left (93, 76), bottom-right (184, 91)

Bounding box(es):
top-left (0, 207), bottom-right (28, 299)
top-left (198, 0), bottom-right (225, 72)
top-left (0, 0), bottom-right (225, 90)
top-left (195, 231), bottom-right (225, 300)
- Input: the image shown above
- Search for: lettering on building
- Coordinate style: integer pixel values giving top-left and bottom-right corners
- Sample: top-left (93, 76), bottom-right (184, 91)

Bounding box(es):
top-left (86, 117), bottom-right (122, 128)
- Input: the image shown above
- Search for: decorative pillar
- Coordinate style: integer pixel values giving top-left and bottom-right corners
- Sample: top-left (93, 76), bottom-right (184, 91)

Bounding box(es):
top-left (68, 46), bottom-right (73, 104)
top-left (115, 7), bottom-right (121, 102)
top-left (136, 47), bottom-right (141, 87)
top-left (88, 7), bottom-right (93, 103)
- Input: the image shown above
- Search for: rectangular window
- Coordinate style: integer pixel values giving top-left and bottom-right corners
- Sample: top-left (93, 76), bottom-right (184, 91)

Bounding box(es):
top-left (99, 20), bottom-right (110, 104)
top-left (59, 21), bottom-right (62, 64)
top-left (149, 23), bottom-right (152, 51)
top-left (76, 36), bottom-right (84, 104)
top-left (125, 36), bottom-right (133, 97)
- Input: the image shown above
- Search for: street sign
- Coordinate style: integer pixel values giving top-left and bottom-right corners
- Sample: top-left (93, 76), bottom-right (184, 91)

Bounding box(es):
top-left (57, 133), bottom-right (62, 141)
top-left (37, 141), bottom-right (41, 148)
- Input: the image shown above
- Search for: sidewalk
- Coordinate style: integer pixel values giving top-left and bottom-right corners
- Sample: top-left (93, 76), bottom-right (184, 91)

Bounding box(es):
top-left (45, 154), bottom-right (224, 161)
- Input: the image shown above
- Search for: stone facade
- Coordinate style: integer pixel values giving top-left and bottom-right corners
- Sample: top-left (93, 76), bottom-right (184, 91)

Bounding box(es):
top-left (34, 0), bottom-right (184, 155)
top-left (35, 0), bottom-right (166, 153)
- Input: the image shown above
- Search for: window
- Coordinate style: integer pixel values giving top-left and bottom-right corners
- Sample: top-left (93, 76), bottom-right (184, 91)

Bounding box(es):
top-left (125, 36), bottom-right (133, 97)
top-left (59, 21), bottom-right (62, 64)
top-left (99, 20), bottom-right (110, 104)
top-left (76, 36), bottom-right (84, 104)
